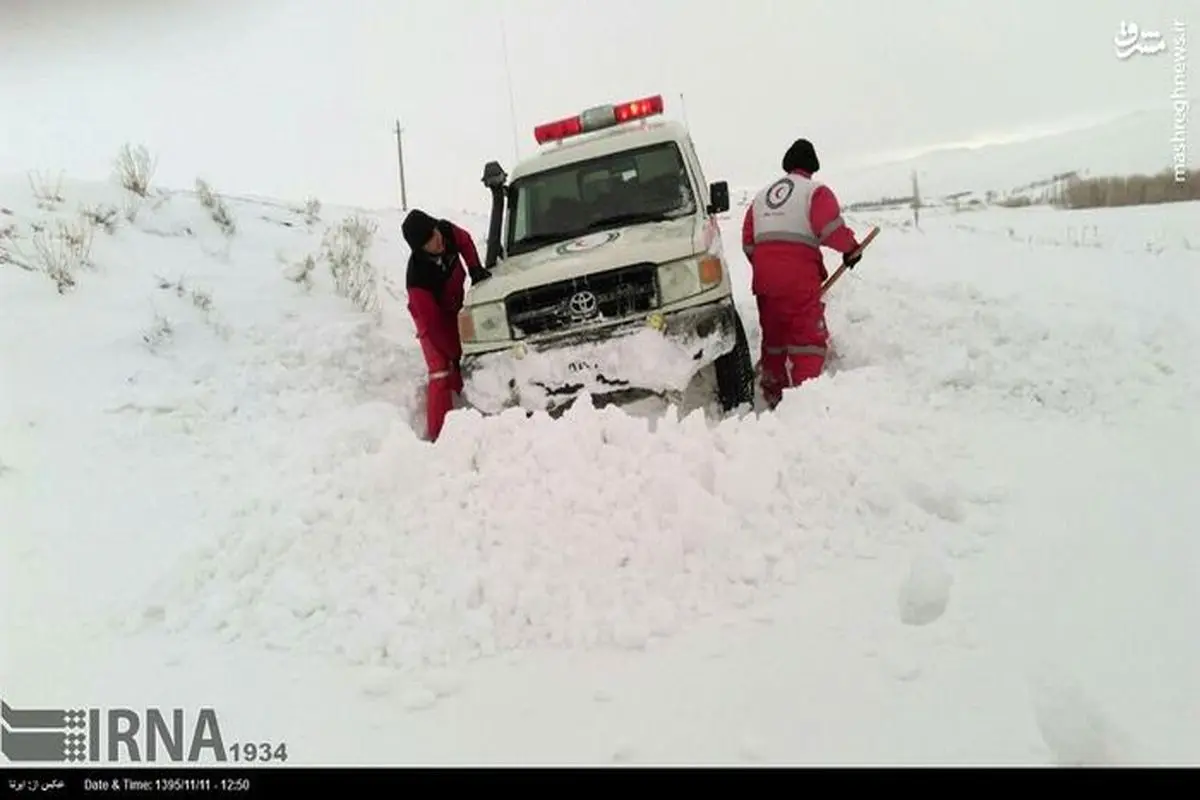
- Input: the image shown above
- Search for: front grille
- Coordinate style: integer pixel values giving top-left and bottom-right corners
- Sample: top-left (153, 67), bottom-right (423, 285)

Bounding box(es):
top-left (505, 263), bottom-right (659, 338)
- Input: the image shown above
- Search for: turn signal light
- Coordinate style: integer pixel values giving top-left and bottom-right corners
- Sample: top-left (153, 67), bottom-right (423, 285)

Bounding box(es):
top-left (698, 256), bottom-right (723, 285)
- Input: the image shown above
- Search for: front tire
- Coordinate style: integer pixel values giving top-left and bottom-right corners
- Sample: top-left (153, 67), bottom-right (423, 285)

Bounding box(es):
top-left (714, 310), bottom-right (755, 412)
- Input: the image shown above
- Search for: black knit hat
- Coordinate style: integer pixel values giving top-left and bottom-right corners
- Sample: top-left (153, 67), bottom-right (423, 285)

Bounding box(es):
top-left (401, 209), bottom-right (438, 250)
top-left (782, 138), bottom-right (820, 173)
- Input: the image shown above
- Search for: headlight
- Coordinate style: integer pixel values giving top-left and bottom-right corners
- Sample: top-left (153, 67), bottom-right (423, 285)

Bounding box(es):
top-left (458, 301), bottom-right (509, 343)
top-left (656, 255), bottom-right (724, 305)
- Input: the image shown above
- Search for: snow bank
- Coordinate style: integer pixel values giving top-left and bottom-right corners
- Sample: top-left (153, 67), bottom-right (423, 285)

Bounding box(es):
top-left (75, 200), bottom-right (1197, 679)
top-left (4, 168), bottom-right (1198, 763)
top-left (135, 363), bottom-right (1008, 672)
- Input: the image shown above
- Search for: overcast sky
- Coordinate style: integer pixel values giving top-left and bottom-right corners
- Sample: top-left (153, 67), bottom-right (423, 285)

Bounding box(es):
top-left (1, 0), bottom-right (1193, 210)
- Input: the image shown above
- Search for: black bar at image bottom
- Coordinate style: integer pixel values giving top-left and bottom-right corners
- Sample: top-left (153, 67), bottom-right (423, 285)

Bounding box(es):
top-left (1, 765), bottom-right (1195, 795)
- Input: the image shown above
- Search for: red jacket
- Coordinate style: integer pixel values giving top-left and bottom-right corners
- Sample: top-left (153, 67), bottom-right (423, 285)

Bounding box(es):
top-left (742, 169), bottom-right (859, 301)
top-left (406, 220), bottom-right (483, 362)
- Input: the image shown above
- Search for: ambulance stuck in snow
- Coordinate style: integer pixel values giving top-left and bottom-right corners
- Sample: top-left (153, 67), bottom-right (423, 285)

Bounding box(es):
top-left (457, 93), bottom-right (757, 417)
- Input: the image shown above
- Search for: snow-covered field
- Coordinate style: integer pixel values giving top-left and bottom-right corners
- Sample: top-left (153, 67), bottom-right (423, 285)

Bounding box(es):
top-left (2, 167), bottom-right (1198, 765)
top-left (831, 104), bottom-right (1198, 205)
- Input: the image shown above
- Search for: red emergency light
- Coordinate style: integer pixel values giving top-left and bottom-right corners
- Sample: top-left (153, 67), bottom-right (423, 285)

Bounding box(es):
top-left (533, 94), bottom-right (665, 144)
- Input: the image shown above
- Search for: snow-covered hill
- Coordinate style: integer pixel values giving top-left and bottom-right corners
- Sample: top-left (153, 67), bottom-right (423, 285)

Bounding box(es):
top-left (731, 105), bottom-right (1199, 210)
top-left (2, 165), bottom-right (1198, 765)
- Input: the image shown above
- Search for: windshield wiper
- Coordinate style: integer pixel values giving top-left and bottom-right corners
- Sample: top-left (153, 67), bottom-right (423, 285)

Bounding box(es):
top-left (510, 230), bottom-right (588, 254)
top-left (584, 209), bottom-right (677, 230)
top-left (510, 210), bottom-right (682, 255)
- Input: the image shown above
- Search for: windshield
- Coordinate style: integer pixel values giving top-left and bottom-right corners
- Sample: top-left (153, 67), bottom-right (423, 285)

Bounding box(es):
top-left (505, 142), bottom-right (696, 256)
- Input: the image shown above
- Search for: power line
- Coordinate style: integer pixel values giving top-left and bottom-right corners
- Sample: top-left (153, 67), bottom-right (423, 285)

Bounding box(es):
top-left (499, 5), bottom-right (520, 163)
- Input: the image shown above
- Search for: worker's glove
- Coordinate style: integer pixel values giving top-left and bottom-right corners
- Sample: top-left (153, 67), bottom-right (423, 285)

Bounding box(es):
top-left (842, 250), bottom-right (862, 270)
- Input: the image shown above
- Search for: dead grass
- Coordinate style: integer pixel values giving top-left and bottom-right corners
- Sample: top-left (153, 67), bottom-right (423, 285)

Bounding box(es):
top-left (114, 143), bottom-right (157, 197)
top-left (195, 178), bottom-right (237, 236)
top-left (1050, 169), bottom-right (1199, 209)
top-left (321, 215), bottom-right (379, 317)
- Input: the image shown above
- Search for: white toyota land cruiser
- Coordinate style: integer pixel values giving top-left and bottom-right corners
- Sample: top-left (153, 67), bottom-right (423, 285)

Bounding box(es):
top-left (458, 93), bottom-right (755, 416)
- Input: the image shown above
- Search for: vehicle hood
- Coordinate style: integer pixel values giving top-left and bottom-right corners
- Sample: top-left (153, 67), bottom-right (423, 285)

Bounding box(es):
top-left (466, 215), bottom-right (704, 305)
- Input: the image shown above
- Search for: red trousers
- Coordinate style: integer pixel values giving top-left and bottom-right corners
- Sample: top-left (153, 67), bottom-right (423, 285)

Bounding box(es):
top-left (419, 335), bottom-right (462, 441)
top-left (756, 294), bottom-right (829, 407)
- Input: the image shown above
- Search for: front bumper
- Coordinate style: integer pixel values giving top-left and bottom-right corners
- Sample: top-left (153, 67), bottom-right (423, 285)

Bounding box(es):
top-left (460, 299), bottom-right (739, 414)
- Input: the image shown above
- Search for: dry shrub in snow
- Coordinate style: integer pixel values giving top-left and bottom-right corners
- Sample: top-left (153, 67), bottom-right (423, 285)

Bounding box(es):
top-left (80, 204), bottom-right (120, 234)
top-left (153, 275), bottom-right (230, 340)
top-left (114, 143), bottom-right (157, 197)
top-left (2, 217), bottom-right (94, 293)
top-left (28, 171), bottom-right (65, 210)
top-left (0, 225), bottom-right (21, 271)
top-left (302, 196), bottom-right (321, 225)
top-left (195, 178), bottom-right (236, 236)
top-left (157, 275), bottom-right (213, 313)
top-left (141, 313), bottom-right (173, 352)
top-left (321, 215), bottom-right (380, 317)
top-left (281, 253), bottom-right (317, 290)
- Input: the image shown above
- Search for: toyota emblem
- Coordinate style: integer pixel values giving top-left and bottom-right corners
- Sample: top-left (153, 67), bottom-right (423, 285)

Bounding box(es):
top-left (568, 290), bottom-right (598, 319)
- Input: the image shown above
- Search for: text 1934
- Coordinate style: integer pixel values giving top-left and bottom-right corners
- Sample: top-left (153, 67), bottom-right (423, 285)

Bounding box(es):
top-left (228, 741), bottom-right (288, 762)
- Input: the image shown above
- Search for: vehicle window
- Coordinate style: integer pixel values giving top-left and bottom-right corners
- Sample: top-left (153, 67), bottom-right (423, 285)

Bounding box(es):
top-left (686, 137), bottom-right (710, 203)
top-left (506, 142), bottom-right (696, 254)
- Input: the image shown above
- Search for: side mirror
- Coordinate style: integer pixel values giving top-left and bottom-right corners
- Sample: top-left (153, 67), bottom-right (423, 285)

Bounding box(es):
top-left (707, 181), bottom-right (730, 215)
top-left (482, 161), bottom-right (507, 189)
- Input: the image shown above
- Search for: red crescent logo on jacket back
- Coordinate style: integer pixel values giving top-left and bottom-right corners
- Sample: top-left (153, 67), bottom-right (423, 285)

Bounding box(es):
top-left (765, 177), bottom-right (795, 210)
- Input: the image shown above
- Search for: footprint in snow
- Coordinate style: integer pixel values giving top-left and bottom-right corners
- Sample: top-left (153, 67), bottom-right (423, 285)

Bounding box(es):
top-left (397, 685), bottom-right (439, 711)
top-left (906, 482), bottom-right (968, 524)
top-left (1028, 671), bottom-right (1134, 765)
top-left (897, 549), bottom-right (952, 626)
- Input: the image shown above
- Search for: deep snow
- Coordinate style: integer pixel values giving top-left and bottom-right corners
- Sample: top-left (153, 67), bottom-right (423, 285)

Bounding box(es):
top-left (2, 169), bottom-right (1198, 765)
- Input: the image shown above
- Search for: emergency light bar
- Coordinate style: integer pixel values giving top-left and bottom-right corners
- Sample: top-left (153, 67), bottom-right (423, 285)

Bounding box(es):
top-left (533, 94), bottom-right (665, 144)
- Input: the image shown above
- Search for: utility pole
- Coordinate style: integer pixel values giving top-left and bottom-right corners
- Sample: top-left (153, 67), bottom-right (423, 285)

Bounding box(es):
top-left (499, 8), bottom-right (520, 162)
top-left (910, 169), bottom-right (921, 230)
top-left (394, 119), bottom-right (408, 211)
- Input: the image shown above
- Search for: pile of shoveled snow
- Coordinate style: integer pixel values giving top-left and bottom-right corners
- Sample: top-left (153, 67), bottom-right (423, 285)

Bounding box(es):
top-left (133, 367), bottom-right (1006, 672)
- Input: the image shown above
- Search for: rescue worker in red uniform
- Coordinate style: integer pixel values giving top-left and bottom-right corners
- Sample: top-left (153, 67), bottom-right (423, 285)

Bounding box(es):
top-left (742, 138), bottom-right (862, 407)
top-left (402, 209), bottom-right (491, 441)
